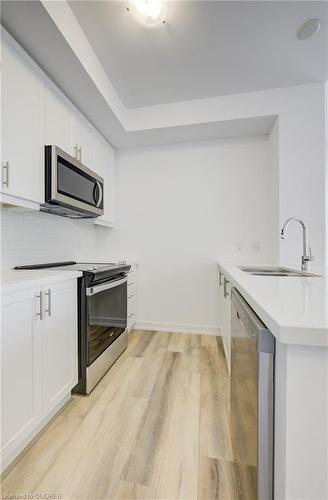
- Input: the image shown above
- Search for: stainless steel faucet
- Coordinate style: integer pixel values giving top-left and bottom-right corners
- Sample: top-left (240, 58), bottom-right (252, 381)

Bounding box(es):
top-left (280, 217), bottom-right (314, 271)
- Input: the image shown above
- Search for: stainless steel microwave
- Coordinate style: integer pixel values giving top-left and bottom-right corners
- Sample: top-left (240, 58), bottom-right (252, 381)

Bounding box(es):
top-left (41, 145), bottom-right (104, 218)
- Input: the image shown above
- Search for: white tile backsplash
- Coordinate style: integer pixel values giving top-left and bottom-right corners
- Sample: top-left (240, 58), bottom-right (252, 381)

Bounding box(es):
top-left (1, 207), bottom-right (104, 269)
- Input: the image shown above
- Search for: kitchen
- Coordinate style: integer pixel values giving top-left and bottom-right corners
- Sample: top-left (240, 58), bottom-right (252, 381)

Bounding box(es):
top-left (0, 1), bottom-right (328, 499)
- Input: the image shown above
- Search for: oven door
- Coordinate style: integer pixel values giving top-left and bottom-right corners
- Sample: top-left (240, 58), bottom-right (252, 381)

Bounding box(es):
top-left (86, 276), bottom-right (127, 366)
top-left (45, 145), bottom-right (104, 216)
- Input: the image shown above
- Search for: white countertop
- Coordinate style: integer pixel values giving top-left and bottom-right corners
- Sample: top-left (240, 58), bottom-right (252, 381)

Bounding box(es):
top-left (1, 269), bottom-right (82, 294)
top-left (217, 262), bottom-right (328, 347)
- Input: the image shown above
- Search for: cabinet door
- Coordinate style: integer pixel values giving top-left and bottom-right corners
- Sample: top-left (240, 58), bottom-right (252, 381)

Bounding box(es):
top-left (44, 77), bottom-right (73, 154)
top-left (127, 266), bottom-right (137, 331)
top-left (222, 279), bottom-right (232, 374)
top-left (71, 109), bottom-right (94, 167)
top-left (42, 280), bottom-right (78, 415)
top-left (94, 131), bottom-right (116, 225)
top-left (1, 30), bottom-right (44, 203)
top-left (1, 289), bottom-right (42, 465)
top-left (218, 269), bottom-right (224, 336)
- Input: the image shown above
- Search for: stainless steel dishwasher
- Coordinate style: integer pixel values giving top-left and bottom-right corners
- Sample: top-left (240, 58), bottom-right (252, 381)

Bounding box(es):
top-left (231, 288), bottom-right (275, 500)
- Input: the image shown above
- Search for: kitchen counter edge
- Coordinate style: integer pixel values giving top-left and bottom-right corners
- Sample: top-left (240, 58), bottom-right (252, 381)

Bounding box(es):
top-left (217, 262), bottom-right (328, 347)
top-left (1, 270), bottom-right (83, 294)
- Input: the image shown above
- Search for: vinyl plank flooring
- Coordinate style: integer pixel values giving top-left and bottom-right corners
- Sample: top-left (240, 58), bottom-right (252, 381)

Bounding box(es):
top-left (201, 335), bottom-right (219, 348)
top-left (156, 371), bottom-right (200, 500)
top-left (34, 356), bottom-right (144, 496)
top-left (68, 396), bottom-right (148, 499)
top-left (167, 332), bottom-right (185, 352)
top-left (181, 334), bottom-right (201, 373)
top-left (198, 456), bottom-right (257, 500)
top-left (199, 346), bottom-right (233, 461)
top-left (112, 480), bottom-right (157, 500)
top-left (0, 415), bottom-right (81, 494)
top-left (122, 351), bottom-right (182, 488)
top-left (128, 331), bottom-right (171, 358)
top-left (1, 330), bottom-right (248, 500)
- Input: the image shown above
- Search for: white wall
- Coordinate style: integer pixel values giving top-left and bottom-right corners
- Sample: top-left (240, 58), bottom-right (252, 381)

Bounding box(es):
top-left (268, 118), bottom-right (280, 261)
top-left (325, 82), bottom-right (328, 271)
top-left (0, 209), bottom-right (102, 269)
top-left (128, 84), bottom-right (327, 274)
top-left (107, 136), bottom-right (278, 333)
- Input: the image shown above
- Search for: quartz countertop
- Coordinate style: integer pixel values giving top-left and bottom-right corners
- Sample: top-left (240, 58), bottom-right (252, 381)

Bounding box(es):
top-left (1, 269), bottom-right (82, 294)
top-left (217, 262), bottom-right (328, 347)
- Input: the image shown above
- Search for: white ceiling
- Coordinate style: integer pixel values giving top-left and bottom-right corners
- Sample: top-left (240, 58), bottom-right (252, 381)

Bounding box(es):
top-left (69, 0), bottom-right (327, 109)
top-left (1, 1), bottom-right (326, 149)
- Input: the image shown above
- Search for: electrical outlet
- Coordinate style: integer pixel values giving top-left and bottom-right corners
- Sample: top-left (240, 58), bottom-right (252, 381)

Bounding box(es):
top-left (252, 241), bottom-right (260, 253)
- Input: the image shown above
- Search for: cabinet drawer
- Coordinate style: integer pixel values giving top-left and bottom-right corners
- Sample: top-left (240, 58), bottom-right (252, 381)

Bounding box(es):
top-left (128, 311), bottom-right (135, 322)
top-left (128, 295), bottom-right (136, 316)
top-left (128, 270), bottom-right (136, 285)
top-left (127, 283), bottom-right (136, 299)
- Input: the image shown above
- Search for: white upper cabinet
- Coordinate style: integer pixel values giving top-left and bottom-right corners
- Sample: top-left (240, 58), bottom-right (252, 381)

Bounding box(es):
top-left (71, 108), bottom-right (95, 167)
top-left (45, 79), bottom-right (95, 169)
top-left (44, 77), bottom-right (73, 154)
top-left (42, 280), bottom-right (78, 415)
top-left (1, 30), bottom-right (45, 203)
top-left (94, 131), bottom-right (116, 226)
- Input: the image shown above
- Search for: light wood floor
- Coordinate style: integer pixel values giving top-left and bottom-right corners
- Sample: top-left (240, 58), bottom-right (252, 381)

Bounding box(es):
top-left (1, 330), bottom-right (256, 500)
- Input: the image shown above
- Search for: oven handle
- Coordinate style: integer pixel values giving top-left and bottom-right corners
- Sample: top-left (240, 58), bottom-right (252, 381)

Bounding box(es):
top-left (86, 276), bottom-right (127, 296)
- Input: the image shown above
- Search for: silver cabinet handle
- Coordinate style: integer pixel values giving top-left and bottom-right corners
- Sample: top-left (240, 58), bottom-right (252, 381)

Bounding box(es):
top-left (128, 294), bottom-right (134, 300)
top-left (128, 313), bottom-right (134, 319)
top-left (44, 289), bottom-right (51, 316)
top-left (224, 277), bottom-right (230, 298)
top-left (36, 292), bottom-right (43, 320)
top-left (2, 161), bottom-right (9, 188)
top-left (219, 270), bottom-right (223, 286)
top-left (74, 144), bottom-right (78, 159)
top-left (78, 146), bottom-right (82, 162)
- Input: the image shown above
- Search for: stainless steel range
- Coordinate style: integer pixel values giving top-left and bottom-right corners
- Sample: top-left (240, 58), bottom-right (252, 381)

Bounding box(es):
top-left (15, 261), bottom-right (131, 394)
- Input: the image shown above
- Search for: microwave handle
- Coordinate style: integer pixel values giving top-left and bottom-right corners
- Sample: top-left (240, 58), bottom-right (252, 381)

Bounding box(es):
top-left (93, 181), bottom-right (103, 208)
top-left (86, 276), bottom-right (127, 296)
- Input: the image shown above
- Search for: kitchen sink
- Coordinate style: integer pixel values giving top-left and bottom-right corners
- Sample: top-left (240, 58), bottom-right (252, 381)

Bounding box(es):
top-left (239, 266), bottom-right (320, 277)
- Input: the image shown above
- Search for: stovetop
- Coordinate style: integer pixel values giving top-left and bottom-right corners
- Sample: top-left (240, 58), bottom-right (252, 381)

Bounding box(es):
top-left (14, 261), bottom-right (129, 274)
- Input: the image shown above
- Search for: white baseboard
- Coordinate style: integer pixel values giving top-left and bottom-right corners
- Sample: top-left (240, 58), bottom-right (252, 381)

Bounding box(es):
top-left (134, 320), bottom-right (219, 336)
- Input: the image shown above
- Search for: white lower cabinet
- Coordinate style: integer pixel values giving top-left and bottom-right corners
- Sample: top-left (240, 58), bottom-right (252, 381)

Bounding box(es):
top-left (218, 267), bottom-right (231, 373)
top-left (1, 279), bottom-right (78, 472)
top-left (1, 288), bottom-right (42, 470)
top-left (42, 281), bottom-right (78, 415)
top-left (127, 265), bottom-right (137, 331)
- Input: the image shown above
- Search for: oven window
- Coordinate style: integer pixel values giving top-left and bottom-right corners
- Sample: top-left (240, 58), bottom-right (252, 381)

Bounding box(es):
top-left (57, 156), bottom-right (96, 206)
top-left (87, 281), bottom-right (127, 365)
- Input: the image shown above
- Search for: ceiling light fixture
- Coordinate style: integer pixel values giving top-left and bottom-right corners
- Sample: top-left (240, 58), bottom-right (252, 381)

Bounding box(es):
top-left (297, 18), bottom-right (321, 40)
top-left (127, 0), bottom-right (167, 27)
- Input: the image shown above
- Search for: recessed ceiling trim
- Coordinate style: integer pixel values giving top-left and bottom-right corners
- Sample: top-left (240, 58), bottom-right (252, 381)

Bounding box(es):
top-left (41, 0), bottom-right (128, 125)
